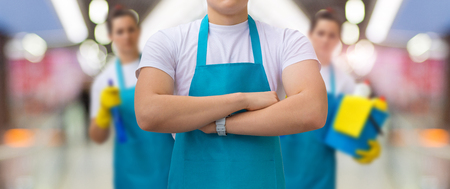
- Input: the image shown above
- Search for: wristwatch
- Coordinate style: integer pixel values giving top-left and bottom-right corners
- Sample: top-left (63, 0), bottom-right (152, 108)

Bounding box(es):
top-left (216, 118), bottom-right (227, 136)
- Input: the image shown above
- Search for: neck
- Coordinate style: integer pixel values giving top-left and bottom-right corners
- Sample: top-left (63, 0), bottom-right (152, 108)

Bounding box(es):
top-left (119, 49), bottom-right (140, 64)
top-left (207, 7), bottom-right (248, 25)
top-left (318, 55), bottom-right (332, 67)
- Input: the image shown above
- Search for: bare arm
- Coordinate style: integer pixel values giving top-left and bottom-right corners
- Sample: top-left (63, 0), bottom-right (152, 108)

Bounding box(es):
top-left (89, 119), bottom-right (110, 143)
top-left (134, 67), bottom-right (278, 133)
top-left (201, 60), bottom-right (328, 136)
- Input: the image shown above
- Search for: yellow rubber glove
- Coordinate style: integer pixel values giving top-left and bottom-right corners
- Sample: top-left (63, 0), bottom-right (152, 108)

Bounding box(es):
top-left (95, 87), bottom-right (121, 129)
top-left (355, 140), bottom-right (381, 164)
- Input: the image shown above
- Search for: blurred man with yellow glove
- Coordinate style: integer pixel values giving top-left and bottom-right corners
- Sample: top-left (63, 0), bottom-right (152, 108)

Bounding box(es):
top-left (280, 10), bottom-right (382, 189)
top-left (94, 87), bottom-right (120, 129)
top-left (88, 6), bottom-right (174, 189)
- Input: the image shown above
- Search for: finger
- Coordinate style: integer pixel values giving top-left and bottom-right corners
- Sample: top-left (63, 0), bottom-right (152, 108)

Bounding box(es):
top-left (373, 145), bottom-right (381, 159)
top-left (368, 140), bottom-right (378, 147)
top-left (107, 87), bottom-right (120, 93)
top-left (369, 141), bottom-right (381, 157)
top-left (356, 149), bottom-right (370, 156)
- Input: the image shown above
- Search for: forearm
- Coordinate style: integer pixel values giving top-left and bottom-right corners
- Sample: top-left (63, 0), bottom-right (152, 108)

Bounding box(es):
top-left (89, 119), bottom-right (110, 144)
top-left (226, 90), bottom-right (327, 136)
top-left (135, 93), bottom-right (247, 133)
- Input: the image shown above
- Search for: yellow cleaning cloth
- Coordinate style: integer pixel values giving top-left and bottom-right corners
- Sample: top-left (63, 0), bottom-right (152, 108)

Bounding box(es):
top-left (333, 96), bottom-right (373, 138)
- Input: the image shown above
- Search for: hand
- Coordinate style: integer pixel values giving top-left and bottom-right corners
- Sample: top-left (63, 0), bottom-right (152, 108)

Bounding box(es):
top-left (100, 87), bottom-right (121, 109)
top-left (244, 91), bottom-right (279, 111)
top-left (199, 122), bottom-right (217, 134)
top-left (95, 87), bottom-right (121, 129)
top-left (355, 140), bottom-right (381, 164)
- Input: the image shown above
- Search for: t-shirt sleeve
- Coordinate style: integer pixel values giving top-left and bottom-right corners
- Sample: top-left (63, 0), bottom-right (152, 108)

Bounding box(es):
top-left (281, 29), bottom-right (320, 70)
top-left (136, 31), bottom-right (177, 79)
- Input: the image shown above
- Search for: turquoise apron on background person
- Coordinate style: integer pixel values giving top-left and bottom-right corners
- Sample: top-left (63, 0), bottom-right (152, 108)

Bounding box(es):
top-left (280, 65), bottom-right (338, 189)
top-left (113, 59), bottom-right (175, 189)
top-left (168, 15), bottom-right (285, 189)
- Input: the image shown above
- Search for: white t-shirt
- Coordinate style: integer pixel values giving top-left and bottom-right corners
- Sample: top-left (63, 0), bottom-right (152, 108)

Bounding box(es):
top-left (90, 58), bottom-right (140, 118)
top-left (320, 64), bottom-right (355, 95)
top-left (136, 19), bottom-right (319, 99)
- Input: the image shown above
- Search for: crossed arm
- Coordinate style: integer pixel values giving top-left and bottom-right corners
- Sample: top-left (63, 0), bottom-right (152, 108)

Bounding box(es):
top-left (134, 60), bottom-right (327, 136)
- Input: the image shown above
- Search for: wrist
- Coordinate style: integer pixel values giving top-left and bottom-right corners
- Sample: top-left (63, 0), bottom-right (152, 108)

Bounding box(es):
top-left (230, 93), bottom-right (248, 110)
top-left (95, 107), bottom-right (111, 129)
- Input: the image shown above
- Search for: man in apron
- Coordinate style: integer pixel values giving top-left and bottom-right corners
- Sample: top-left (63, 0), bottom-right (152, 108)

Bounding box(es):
top-left (135, 1), bottom-right (328, 188)
top-left (280, 10), bottom-right (382, 189)
top-left (89, 6), bottom-right (174, 189)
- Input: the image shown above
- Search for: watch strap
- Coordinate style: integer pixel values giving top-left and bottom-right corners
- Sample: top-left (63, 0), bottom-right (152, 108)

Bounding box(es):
top-left (216, 118), bottom-right (226, 136)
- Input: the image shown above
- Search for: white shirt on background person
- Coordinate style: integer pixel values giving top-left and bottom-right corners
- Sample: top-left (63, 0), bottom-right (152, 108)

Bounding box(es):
top-left (89, 58), bottom-right (139, 118)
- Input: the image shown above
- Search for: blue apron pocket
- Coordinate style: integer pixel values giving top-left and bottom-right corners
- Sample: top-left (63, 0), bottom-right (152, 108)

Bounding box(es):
top-left (183, 160), bottom-right (230, 189)
top-left (230, 160), bottom-right (277, 188)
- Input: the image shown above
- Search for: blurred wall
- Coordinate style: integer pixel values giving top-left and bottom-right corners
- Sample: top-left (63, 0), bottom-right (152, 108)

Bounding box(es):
top-left (0, 33), bottom-right (9, 130)
top-left (444, 34), bottom-right (450, 127)
top-left (0, 33), bottom-right (7, 189)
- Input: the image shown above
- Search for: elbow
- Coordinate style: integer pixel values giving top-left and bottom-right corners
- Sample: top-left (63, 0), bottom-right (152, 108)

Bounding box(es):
top-left (135, 105), bottom-right (163, 132)
top-left (304, 102), bottom-right (328, 131)
top-left (311, 112), bottom-right (327, 130)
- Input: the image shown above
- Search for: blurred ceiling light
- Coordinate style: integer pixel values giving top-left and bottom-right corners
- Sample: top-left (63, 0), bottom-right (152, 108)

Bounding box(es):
top-left (95, 23), bottom-right (111, 45)
top-left (5, 33), bottom-right (26, 60)
top-left (407, 33), bottom-right (432, 63)
top-left (77, 40), bottom-right (107, 76)
top-left (341, 22), bottom-right (360, 45)
top-left (22, 33), bottom-right (47, 57)
top-left (366, 0), bottom-right (403, 44)
top-left (51, 0), bottom-right (88, 43)
top-left (89, 0), bottom-right (109, 24)
top-left (139, 0), bottom-right (207, 50)
top-left (21, 33), bottom-right (47, 63)
top-left (346, 39), bottom-right (376, 76)
top-left (248, 0), bottom-right (310, 35)
top-left (345, 0), bottom-right (365, 24)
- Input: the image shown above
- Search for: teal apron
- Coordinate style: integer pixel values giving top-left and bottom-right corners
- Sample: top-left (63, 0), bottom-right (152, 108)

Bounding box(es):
top-left (113, 59), bottom-right (175, 189)
top-left (168, 15), bottom-right (285, 189)
top-left (280, 65), bottom-right (338, 189)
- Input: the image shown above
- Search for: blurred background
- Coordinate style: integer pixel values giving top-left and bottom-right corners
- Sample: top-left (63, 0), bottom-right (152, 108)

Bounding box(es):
top-left (0, 0), bottom-right (449, 188)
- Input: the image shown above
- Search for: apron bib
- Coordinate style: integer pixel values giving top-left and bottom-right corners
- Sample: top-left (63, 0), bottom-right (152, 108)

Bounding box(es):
top-left (280, 65), bottom-right (338, 189)
top-left (113, 59), bottom-right (175, 189)
top-left (168, 15), bottom-right (285, 189)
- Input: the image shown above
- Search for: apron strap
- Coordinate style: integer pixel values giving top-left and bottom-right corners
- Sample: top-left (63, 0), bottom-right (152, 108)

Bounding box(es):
top-left (196, 15), bottom-right (263, 66)
top-left (115, 58), bottom-right (126, 90)
top-left (329, 64), bottom-right (336, 96)
top-left (248, 15), bottom-right (263, 64)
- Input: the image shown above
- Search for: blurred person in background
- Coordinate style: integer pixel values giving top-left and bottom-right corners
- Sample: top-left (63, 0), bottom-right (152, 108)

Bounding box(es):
top-left (88, 6), bottom-right (174, 189)
top-left (134, 0), bottom-right (328, 188)
top-left (280, 10), bottom-right (381, 189)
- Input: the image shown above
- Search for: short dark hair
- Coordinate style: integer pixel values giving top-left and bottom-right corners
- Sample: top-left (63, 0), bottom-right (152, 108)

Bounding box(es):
top-left (309, 9), bottom-right (342, 34)
top-left (106, 5), bottom-right (139, 33)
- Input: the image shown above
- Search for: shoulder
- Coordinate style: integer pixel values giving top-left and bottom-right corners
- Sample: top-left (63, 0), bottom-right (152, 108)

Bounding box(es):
top-left (154, 19), bottom-right (202, 42)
